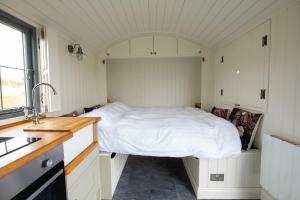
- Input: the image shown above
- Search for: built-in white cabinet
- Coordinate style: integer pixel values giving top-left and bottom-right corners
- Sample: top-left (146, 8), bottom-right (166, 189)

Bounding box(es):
top-left (66, 148), bottom-right (101, 200)
top-left (99, 153), bottom-right (128, 199)
top-left (130, 36), bottom-right (153, 57)
top-left (106, 40), bottom-right (130, 58)
top-left (105, 35), bottom-right (202, 59)
top-left (178, 39), bottom-right (202, 56)
top-left (63, 124), bottom-right (94, 166)
top-left (153, 35), bottom-right (177, 57)
top-left (214, 20), bottom-right (270, 111)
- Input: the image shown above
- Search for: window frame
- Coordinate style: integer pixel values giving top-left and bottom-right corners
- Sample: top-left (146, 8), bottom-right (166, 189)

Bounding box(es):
top-left (0, 10), bottom-right (39, 120)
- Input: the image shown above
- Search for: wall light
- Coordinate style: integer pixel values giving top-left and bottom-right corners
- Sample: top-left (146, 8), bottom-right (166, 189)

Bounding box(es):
top-left (67, 44), bottom-right (85, 60)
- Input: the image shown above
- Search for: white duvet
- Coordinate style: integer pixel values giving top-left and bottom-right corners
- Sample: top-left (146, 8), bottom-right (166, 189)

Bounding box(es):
top-left (81, 102), bottom-right (241, 159)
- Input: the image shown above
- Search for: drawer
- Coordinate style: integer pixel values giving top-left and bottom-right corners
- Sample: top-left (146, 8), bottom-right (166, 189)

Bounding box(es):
top-left (63, 124), bottom-right (93, 165)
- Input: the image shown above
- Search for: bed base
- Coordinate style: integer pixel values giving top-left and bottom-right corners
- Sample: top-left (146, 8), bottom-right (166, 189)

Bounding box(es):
top-left (99, 152), bottom-right (128, 200)
top-left (98, 150), bottom-right (261, 200)
top-left (182, 149), bottom-right (261, 199)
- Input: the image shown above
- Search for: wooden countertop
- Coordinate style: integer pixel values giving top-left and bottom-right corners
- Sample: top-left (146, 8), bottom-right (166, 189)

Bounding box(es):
top-left (0, 117), bottom-right (100, 178)
top-left (23, 117), bottom-right (100, 133)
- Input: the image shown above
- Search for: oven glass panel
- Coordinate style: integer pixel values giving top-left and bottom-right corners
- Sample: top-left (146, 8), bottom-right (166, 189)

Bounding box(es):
top-left (32, 170), bottom-right (67, 200)
top-left (12, 162), bottom-right (67, 200)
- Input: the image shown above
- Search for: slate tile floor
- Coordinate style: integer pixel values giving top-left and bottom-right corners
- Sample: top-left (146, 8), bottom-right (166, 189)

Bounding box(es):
top-left (113, 155), bottom-right (197, 200)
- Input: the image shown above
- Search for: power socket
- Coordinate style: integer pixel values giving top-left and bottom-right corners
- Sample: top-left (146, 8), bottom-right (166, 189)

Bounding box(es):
top-left (210, 174), bottom-right (224, 181)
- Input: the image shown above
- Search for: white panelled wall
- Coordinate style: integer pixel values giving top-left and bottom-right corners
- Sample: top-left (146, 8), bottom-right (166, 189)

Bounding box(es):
top-left (212, 1), bottom-right (300, 199)
top-left (262, 1), bottom-right (300, 144)
top-left (0, 4), bottom-right (107, 115)
top-left (213, 0), bottom-right (300, 146)
top-left (46, 28), bottom-right (107, 115)
top-left (107, 57), bottom-right (201, 107)
top-left (104, 34), bottom-right (214, 110)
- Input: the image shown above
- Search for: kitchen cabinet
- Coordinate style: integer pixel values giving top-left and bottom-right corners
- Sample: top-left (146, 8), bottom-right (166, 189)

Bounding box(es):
top-left (106, 40), bottom-right (130, 58)
top-left (153, 35), bottom-right (177, 57)
top-left (66, 147), bottom-right (101, 200)
top-left (130, 35), bottom-right (177, 57)
top-left (178, 39), bottom-right (202, 56)
top-left (105, 35), bottom-right (204, 58)
top-left (130, 36), bottom-right (153, 57)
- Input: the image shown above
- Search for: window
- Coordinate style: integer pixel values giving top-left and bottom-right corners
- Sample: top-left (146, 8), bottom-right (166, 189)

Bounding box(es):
top-left (0, 10), bottom-right (38, 119)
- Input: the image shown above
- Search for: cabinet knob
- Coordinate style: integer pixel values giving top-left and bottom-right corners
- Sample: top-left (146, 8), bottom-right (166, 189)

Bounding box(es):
top-left (198, 50), bottom-right (202, 54)
top-left (150, 52), bottom-right (153, 55)
top-left (41, 159), bottom-right (53, 168)
top-left (106, 53), bottom-right (110, 56)
top-left (154, 52), bottom-right (157, 55)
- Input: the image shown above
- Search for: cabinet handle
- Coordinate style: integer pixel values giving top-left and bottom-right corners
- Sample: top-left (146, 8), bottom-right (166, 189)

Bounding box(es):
top-left (260, 89), bottom-right (266, 99)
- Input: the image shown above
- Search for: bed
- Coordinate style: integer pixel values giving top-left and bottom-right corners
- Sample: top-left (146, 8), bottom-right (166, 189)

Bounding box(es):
top-left (81, 102), bottom-right (241, 159)
top-left (81, 102), bottom-right (261, 199)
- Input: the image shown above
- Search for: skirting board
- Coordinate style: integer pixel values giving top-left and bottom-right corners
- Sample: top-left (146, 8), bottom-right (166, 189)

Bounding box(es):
top-left (197, 188), bottom-right (261, 199)
top-left (261, 189), bottom-right (275, 200)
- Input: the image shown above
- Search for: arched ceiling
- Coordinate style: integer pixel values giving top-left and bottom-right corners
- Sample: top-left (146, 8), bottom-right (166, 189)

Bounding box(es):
top-left (0, 0), bottom-right (288, 54)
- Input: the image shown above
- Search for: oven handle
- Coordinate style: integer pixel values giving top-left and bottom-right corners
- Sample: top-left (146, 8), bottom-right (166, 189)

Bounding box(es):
top-left (26, 169), bottom-right (64, 200)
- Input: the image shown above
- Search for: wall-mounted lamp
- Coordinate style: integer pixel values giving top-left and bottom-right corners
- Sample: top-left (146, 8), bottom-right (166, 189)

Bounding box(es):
top-left (67, 44), bottom-right (85, 60)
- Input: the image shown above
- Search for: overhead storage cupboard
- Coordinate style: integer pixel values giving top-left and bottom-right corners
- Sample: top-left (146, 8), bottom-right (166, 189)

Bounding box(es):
top-left (105, 35), bottom-right (203, 58)
top-left (214, 20), bottom-right (270, 112)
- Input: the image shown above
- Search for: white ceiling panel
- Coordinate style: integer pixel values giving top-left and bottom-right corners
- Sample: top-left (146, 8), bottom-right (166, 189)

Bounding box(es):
top-left (0, 0), bottom-right (292, 54)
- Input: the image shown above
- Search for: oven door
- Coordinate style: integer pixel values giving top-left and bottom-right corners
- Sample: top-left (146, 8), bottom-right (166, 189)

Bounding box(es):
top-left (12, 161), bottom-right (67, 200)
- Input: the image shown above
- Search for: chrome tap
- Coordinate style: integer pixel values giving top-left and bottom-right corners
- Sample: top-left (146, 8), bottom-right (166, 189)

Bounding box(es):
top-left (31, 83), bottom-right (57, 125)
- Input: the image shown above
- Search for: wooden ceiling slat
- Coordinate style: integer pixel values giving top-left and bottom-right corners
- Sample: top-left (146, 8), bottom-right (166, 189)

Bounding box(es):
top-left (0, 0), bottom-right (281, 52)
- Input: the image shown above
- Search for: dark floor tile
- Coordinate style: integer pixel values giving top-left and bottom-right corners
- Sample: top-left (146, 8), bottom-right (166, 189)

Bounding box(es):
top-left (150, 189), bottom-right (178, 200)
top-left (113, 191), bottom-right (151, 200)
top-left (113, 156), bottom-right (196, 200)
top-left (149, 174), bottom-right (176, 191)
top-left (175, 183), bottom-right (197, 200)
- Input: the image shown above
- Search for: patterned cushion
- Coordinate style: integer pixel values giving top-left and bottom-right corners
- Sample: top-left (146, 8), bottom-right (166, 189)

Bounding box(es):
top-left (229, 108), bottom-right (262, 150)
top-left (61, 110), bottom-right (79, 117)
top-left (84, 104), bottom-right (101, 113)
top-left (211, 107), bottom-right (229, 119)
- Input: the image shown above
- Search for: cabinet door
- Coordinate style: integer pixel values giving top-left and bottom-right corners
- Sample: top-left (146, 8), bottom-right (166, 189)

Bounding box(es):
top-left (66, 148), bottom-right (101, 200)
top-left (178, 39), bottom-right (202, 56)
top-left (130, 36), bottom-right (153, 57)
top-left (236, 21), bottom-right (270, 111)
top-left (153, 36), bottom-right (177, 57)
top-left (219, 46), bottom-right (239, 105)
top-left (106, 40), bottom-right (130, 58)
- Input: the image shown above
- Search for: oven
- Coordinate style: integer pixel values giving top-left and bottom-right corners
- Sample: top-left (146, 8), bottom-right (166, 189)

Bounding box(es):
top-left (0, 144), bottom-right (67, 200)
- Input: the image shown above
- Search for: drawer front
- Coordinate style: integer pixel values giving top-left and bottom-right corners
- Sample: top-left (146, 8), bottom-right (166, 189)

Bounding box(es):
top-left (66, 149), bottom-right (100, 200)
top-left (63, 124), bottom-right (93, 165)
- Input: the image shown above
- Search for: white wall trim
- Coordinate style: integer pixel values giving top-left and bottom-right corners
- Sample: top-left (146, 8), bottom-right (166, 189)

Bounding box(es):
top-left (261, 189), bottom-right (275, 200)
top-left (197, 188), bottom-right (261, 200)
